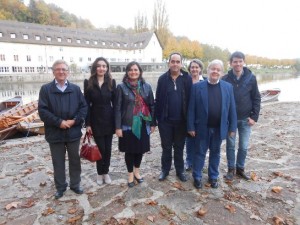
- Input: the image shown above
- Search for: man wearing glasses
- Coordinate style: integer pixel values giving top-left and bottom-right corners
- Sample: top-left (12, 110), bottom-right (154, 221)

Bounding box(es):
top-left (38, 60), bottom-right (87, 199)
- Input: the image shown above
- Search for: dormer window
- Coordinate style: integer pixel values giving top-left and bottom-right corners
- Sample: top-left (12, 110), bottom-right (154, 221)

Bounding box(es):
top-left (67, 38), bottom-right (72, 43)
top-left (57, 37), bottom-right (62, 42)
top-left (102, 42), bottom-right (105, 46)
top-left (94, 41), bottom-right (98, 45)
top-left (23, 34), bottom-right (29, 39)
top-left (35, 35), bottom-right (41, 40)
top-left (86, 40), bottom-right (89, 44)
top-left (46, 36), bottom-right (51, 41)
top-left (10, 33), bottom-right (16, 38)
top-left (77, 39), bottom-right (81, 43)
top-left (0, 32), bottom-right (2, 37)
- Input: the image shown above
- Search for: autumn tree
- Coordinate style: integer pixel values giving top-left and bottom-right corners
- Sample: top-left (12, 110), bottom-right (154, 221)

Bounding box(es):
top-left (134, 12), bottom-right (149, 33)
top-left (152, 0), bottom-right (170, 48)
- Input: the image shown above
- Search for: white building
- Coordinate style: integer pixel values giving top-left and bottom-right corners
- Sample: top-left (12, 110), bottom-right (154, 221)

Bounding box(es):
top-left (0, 20), bottom-right (163, 74)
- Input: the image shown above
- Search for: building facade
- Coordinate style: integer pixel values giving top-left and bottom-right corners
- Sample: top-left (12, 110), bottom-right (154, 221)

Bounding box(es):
top-left (0, 20), bottom-right (164, 74)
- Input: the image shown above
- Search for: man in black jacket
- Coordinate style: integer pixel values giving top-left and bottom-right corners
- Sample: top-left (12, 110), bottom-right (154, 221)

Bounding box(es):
top-left (38, 60), bottom-right (87, 199)
top-left (222, 51), bottom-right (261, 181)
top-left (155, 52), bottom-right (193, 182)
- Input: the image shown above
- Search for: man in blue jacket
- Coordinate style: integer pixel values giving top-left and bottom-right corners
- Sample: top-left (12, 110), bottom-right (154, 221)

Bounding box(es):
top-left (155, 52), bottom-right (193, 182)
top-left (38, 60), bottom-right (87, 199)
top-left (222, 51), bottom-right (261, 181)
top-left (187, 59), bottom-right (237, 189)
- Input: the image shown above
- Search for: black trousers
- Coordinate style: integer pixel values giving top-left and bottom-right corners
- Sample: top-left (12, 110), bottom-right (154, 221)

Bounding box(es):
top-left (125, 153), bottom-right (143, 173)
top-left (94, 134), bottom-right (113, 175)
top-left (49, 139), bottom-right (81, 191)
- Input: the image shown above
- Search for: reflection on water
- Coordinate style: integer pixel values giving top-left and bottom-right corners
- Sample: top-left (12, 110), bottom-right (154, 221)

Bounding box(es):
top-left (0, 73), bottom-right (299, 103)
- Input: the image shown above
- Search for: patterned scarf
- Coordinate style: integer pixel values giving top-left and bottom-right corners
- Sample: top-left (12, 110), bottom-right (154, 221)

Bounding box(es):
top-left (125, 79), bottom-right (152, 139)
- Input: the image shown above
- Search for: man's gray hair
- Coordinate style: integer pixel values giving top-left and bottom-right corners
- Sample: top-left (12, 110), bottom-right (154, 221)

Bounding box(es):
top-left (52, 59), bottom-right (69, 70)
top-left (207, 59), bottom-right (224, 71)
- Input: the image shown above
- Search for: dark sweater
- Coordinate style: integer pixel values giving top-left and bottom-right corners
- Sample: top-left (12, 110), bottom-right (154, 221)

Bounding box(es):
top-left (207, 82), bottom-right (222, 128)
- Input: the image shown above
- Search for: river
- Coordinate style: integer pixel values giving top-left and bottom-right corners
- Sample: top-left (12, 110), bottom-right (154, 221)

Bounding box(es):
top-left (0, 73), bottom-right (299, 103)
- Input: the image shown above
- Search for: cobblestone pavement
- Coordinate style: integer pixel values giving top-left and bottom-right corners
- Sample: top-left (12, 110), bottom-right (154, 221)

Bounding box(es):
top-left (0, 102), bottom-right (299, 225)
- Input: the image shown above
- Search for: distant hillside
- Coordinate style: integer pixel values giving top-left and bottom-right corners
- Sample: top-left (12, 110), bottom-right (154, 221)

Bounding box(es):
top-left (0, 0), bottom-right (94, 29)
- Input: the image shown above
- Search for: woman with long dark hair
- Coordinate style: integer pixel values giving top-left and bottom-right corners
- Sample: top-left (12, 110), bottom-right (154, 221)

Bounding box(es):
top-left (115, 61), bottom-right (156, 187)
top-left (84, 57), bottom-right (116, 185)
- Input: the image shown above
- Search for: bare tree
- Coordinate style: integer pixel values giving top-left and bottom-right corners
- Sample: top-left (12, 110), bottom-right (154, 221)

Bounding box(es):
top-left (152, 0), bottom-right (170, 48)
top-left (134, 11), bottom-right (149, 33)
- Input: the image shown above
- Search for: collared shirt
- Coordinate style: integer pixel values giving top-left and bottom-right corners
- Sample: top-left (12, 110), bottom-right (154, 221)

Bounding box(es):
top-left (199, 75), bottom-right (204, 81)
top-left (55, 79), bottom-right (68, 92)
top-left (207, 79), bottom-right (220, 85)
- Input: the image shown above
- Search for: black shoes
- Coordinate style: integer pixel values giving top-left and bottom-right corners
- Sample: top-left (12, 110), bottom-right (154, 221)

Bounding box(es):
top-left (70, 187), bottom-right (84, 194)
top-left (194, 179), bottom-right (202, 189)
top-left (158, 171), bottom-right (169, 181)
top-left (176, 173), bottom-right (188, 182)
top-left (54, 189), bottom-right (66, 199)
top-left (128, 181), bottom-right (135, 188)
top-left (185, 165), bottom-right (192, 172)
top-left (224, 168), bottom-right (235, 181)
top-left (236, 168), bottom-right (250, 180)
top-left (209, 179), bottom-right (219, 188)
top-left (134, 176), bottom-right (144, 183)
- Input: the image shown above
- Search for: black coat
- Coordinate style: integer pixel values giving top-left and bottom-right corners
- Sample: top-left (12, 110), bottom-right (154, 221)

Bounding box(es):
top-left (115, 81), bottom-right (156, 129)
top-left (38, 80), bottom-right (87, 143)
top-left (84, 79), bottom-right (116, 136)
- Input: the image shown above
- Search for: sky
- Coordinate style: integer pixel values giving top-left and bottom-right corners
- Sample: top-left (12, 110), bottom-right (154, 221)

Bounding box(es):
top-left (27, 0), bottom-right (299, 59)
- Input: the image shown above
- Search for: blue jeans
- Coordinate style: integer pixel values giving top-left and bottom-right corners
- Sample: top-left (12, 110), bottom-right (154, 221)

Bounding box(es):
top-left (226, 119), bottom-right (251, 169)
top-left (193, 128), bottom-right (222, 180)
top-left (186, 136), bottom-right (195, 168)
top-left (158, 121), bottom-right (186, 174)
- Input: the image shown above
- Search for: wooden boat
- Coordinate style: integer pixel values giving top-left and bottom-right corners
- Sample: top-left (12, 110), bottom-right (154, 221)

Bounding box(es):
top-left (260, 88), bottom-right (281, 103)
top-left (17, 111), bottom-right (44, 135)
top-left (0, 100), bottom-right (38, 140)
top-left (0, 96), bottom-right (22, 115)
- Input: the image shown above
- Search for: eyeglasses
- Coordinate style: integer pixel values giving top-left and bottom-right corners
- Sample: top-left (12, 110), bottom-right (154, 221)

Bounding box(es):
top-left (54, 68), bottom-right (68, 72)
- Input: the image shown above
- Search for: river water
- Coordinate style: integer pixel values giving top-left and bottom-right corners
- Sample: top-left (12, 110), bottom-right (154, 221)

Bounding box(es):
top-left (0, 73), bottom-right (299, 103)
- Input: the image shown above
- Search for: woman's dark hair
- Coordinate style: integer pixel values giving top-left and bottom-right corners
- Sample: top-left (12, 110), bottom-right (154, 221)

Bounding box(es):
top-left (88, 57), bottom-right (113, 90)
top-left (122, 61), bottom-right (145, 83)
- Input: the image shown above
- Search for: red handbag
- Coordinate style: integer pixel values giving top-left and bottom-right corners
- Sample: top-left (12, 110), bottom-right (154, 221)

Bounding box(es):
top-left (80, 132), bottom-right (102, 162)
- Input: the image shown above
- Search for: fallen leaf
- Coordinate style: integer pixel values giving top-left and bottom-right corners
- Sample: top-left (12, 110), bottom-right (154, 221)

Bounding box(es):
top-left (23, 168), bottom-right (33, 175)
top-left (204, 183), bottom-right (211, 188)
top-left (145, 199), bottom-right (158, 206)
top-left (172, 182), bottom-right (185, 190)
top-left (68, 208), bottom-right (78, 214)
top-left (273, 216), bottom-right (284, 225)
top-left (147, 215), bottom-right (155, 222)
top-left (197, 208), bottom-right (207, 217)
top-left (42, 207), bottom-right (55, 216)
top-left (225, 204), bottom-right (236, 213)
top-left (273, 171), bottom-right (283, 177)
top-left (21, 199), bottom-right (35, 208)
top-left (5, 201), bottom-right (21, 210)
top-left (272, 186), bottom-right (283, 193)
top-left (39, 181), bottom-right (47, 187)
top-left (67, 215), bottom-right (82, 223)
top-left (251, 172), bottom-right (258, 181)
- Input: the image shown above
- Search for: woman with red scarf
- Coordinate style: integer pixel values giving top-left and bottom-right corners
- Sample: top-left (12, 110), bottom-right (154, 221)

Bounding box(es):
top-left (115, 61), bottom-right (156, 187)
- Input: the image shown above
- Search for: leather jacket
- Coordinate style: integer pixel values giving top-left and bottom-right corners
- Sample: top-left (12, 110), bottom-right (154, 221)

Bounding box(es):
top-left (115, 81), bottom-right (156, 129)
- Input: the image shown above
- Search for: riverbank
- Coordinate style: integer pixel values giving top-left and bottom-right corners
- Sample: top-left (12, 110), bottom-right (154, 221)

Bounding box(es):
top-left (0, 102), bottom-right (299, 225)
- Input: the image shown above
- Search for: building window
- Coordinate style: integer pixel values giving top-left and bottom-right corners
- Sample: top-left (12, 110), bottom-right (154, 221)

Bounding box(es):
top-left (102, 42), bottom-right (105, 46)
top-left (35, 35), bottom-right (41, 40)
top-left (70, 57), bottom-right (73, 62)
top-left (86, 40), bottom-right (89, 44)
top-left (25, 67), bottom-right (29, 72)
top-left (77, 39), bottom-right (81, 43)
top-left (49, 56), bottom-right (54, 62)
top-left (38, 56), bottom-right (43, 62)
top-left (59, 47), bottom-right (63, 52)
top-left (94, 41), bottom-right (98, 45)
top-left (0, 32), bottom-right (2, 37)
top-left (26, 55), bottom-right (31, 61)
top-left (57, 37), bottom-right (62, 42)
top-left (30, 67), bottom-right (34, 72)
top-left (10, 33), bottom-right (16, 38)
top-left (67, 38), bottom-right (72, 43)
top-left (23, 34), bottom-right (29, 39)
top-left (46, 36), bottom-right (51, 41)
top-left (88, 57), bottom-right (91, 62)
top-left (79, 57), bottom-right (83, 62)
top-left (14, 55), bottom-right (19, 61)
top-left (139, 50), bottom-right (142, 53)
top-left (13, 66), bottom-right (22, 72)
top-left (0, 54), bottom-right (5, 61)
top-left (110, 58), bottom-right (116, 62)
top-left (140, 42), bottom-right (143, 46)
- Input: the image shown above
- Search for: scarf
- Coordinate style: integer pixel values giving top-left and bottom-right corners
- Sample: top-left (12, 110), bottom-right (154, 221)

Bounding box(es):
top-left (125, 79), bottom-right (152, 139)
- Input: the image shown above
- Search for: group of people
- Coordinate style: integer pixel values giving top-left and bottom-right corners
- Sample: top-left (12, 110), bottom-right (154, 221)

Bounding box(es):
top-left (38, 51), bottom-right (261, 199)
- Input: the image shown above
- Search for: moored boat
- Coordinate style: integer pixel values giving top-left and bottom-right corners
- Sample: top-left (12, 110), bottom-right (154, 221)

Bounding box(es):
top-left (0, 96), bottom-right (22, 115)
top-left (260, 88), bottom-right (281, 103)
top-left (16, 111), bottom-right (44, 135)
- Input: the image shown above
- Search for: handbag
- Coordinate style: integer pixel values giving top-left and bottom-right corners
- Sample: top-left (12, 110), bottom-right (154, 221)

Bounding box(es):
top-left (80, 132), bottom-right (102, 162)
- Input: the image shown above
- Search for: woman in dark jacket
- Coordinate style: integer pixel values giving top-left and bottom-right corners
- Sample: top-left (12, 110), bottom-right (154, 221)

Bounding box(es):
top-left (84, 57), bottom-right (116, 185)
top-left (115, 61), bottom-right (156, 187)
